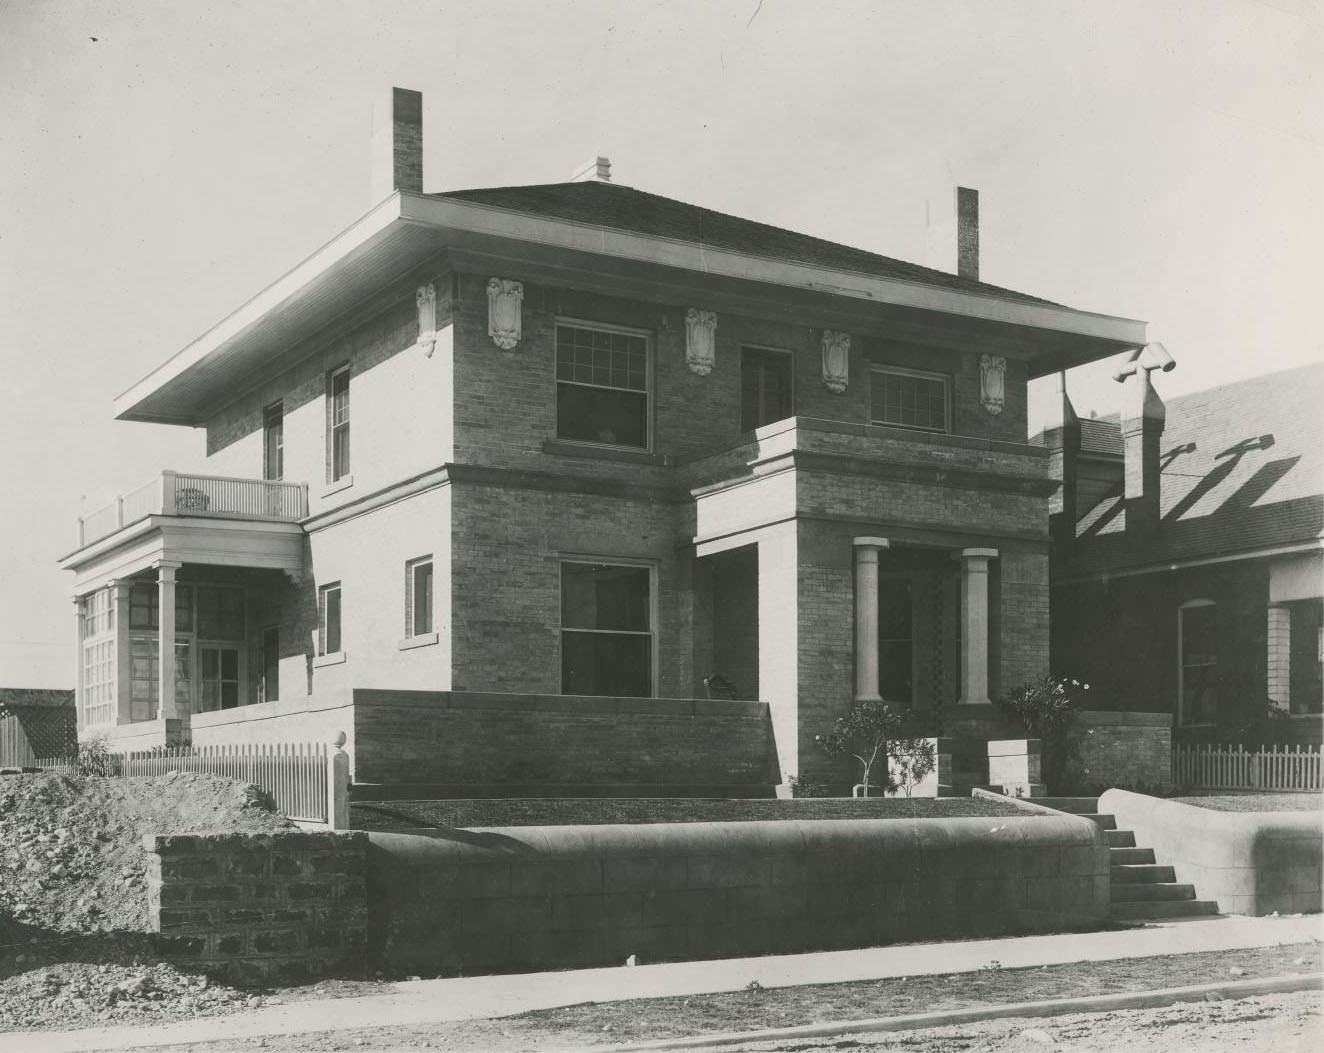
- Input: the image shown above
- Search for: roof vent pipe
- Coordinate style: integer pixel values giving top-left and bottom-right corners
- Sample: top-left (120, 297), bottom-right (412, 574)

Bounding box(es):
top-left (571, 156), bottom-right (612, 182)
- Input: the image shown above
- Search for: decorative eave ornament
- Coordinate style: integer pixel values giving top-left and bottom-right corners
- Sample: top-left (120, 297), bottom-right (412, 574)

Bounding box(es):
top-left (415, 283), bottom-right (437, 357)
top-left (979, 354), bottom-right (1007, 415)
top-left (487, 278), bottom-right (523, 351)
top-left (685, 309), bottom-right (717, 375)
top-left (821, 330), bottom-right (850, 394)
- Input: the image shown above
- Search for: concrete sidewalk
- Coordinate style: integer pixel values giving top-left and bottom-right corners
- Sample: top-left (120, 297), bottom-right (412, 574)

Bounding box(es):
top-left (12, 913), bottom-right (1322, 1053)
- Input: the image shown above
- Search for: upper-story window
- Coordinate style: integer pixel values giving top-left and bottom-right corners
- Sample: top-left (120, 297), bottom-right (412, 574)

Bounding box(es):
top-left (263, 401), bottom-right (284, 481)
top-left (870, 366), bottom-right (950, 433)
top-left (741, 347), bottom-right (794, 433)
top-left (555, 322), bottom-right (649, 449)
top-left (328, 366), bottom-right (351, 481)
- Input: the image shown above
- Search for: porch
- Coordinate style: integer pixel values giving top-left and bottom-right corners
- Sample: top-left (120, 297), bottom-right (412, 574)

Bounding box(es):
top-left (61, 470), bottom-right (309, 747)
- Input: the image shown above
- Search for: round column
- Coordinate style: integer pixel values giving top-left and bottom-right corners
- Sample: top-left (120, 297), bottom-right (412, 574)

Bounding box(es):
top-left (853, 537), bottom-right (889, 702)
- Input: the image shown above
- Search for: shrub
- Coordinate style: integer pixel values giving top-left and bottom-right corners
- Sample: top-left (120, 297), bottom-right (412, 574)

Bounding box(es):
top-left (887, 737), bottom-right (937, 797)
top-left (816, 700), bottom-right (900, 797)
top-left (998, 675), bottom-right (1090, 793)
top-left (73, 735), bottom-right (116, 777)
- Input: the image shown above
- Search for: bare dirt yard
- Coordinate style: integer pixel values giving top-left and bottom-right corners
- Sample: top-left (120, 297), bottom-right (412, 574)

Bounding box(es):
top-left (104, 943), bottom-right (1322, 1052)
top-left (1169, 792), bottom-right (1322, 812)
top-left (0, 769), bottom-right (294, 1032)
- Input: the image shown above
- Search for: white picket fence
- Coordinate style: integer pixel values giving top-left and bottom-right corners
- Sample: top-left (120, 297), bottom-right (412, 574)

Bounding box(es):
top-left (38, 741), bottom-right (347, 826)
top-left (1172, 743), bottom-right (1322, 792)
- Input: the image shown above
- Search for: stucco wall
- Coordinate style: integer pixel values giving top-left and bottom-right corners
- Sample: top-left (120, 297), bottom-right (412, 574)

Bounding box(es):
top-left (1099, 789), bottom-right (1322, 915)
top-left (368, 813), bottom-right (1109, 972)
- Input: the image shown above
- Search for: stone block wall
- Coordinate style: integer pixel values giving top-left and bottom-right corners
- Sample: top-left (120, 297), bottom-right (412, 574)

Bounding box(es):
top-left (1099, 789), bottom-right (1322, 915)
top-left (144, 831), bottom-right (369, 982)
top-left (368, 814), bottom-right (1109, 973)
top-left (1074, 710), bottom-right (1172, 791)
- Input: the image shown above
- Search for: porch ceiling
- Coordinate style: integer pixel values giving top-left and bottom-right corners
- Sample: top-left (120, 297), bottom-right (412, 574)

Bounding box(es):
top-left (61, 517), bottom-right (305, 596)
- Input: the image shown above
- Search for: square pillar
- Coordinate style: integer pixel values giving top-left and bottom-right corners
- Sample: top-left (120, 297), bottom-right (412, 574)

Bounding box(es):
top-left (956, 548), bottom-right (998, 706)
top-left (757, 525), bottom-right (800, 782)
top-left (853, 537), bottom-right (889, 703)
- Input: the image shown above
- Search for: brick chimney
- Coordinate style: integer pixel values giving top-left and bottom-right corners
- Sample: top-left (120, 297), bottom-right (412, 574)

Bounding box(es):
top-left (1042, 371), bottom-right (1081, 550)
top-left (1113, 342), bottom-right (1176, 535)
top-left (371, 87), bottom-right (423, 202)
top-left (956, 187), bottom-right (979, 280)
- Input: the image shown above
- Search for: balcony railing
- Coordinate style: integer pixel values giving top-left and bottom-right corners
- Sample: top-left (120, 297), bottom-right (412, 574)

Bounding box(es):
top-left (77, 471), bottom-right (308, 549)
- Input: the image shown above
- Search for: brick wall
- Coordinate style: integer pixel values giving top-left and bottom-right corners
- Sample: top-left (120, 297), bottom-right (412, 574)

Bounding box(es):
top-left (144, 831), bottom-right (369, 983)
top-left (368, 813), bottom-right (1109, 973)
top-left (1073, 710), bottom-right (1172, 791)
top-left (351, 689), bottom-right (779, 794)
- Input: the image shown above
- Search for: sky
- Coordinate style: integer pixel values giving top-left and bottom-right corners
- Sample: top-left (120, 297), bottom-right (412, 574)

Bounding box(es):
top-left (1, 0), bottom-right (1320, 687)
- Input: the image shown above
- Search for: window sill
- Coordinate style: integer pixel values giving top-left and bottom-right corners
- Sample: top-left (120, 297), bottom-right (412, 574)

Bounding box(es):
top-left (398, 632), bottom-right (439, 651)
top-left (542, 440), bottom-right (671, 467)
top-left (322, 475), bottom-right (354, 498)
top-left (312, 651), bottom-right (346, 668)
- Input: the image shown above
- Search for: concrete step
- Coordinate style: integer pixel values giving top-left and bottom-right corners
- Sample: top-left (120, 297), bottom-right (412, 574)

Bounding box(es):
top-left (1105, 829), bottom-right (1136, 847)
top-left (1110, 863), bottom-right (1177, 884)
top-left (1079, 813), bottom-right (1117, 830)
top-left (1110, 846), bottom-right (1157, 865)
top-left (1031, 796), bottom-right (1101, 814)
top-left (1111, 899), bottom-right (1220, 919)
top-left (1111, 882), bottom-right (1197, 903)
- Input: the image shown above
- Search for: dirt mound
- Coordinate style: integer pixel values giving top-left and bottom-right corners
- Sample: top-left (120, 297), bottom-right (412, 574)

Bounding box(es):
top-left (0, 770), bottom-right (295, 1031)
top-left (0, 770), bottom-right (292, 933)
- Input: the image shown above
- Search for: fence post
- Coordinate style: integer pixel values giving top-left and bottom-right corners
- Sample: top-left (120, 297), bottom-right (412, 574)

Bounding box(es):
top-left (328, 732), bottom-right (350, 831)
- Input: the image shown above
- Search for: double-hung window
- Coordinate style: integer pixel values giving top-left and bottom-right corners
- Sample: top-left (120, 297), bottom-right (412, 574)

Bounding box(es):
top-left (561, 562), bottom-right (652, 697)
top-left (328, 366), bottom-right (351, 482)
top-left (1178, 600), bottom-right (1217, 725)
top-left (870, 366), bottom-right (949, 433)
top-left (319, 582), bottom-right (343, 656)
top-left (554, 322), bottom-right (649, 449)
top-left (405, 557), bottom-right (434, 638)
top-left (740, 347), bottom-right (794, 432)
top-left (263, 401), bottom-right (284, 481)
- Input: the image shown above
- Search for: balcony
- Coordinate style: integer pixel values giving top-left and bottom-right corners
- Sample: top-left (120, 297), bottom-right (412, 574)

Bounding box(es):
top-left (77, 471), bottom-right (309, 549)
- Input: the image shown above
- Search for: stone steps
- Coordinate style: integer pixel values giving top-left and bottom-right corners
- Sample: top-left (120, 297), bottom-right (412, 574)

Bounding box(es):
top-left (1110, 846), bottom-right (1157, 865)
top-left (1110, 863), bottom-right (1177, 884)
top-left (1105, 829), bottom-right (1136, 847)
top-left (1111, 881), bottom-right (1198, 902)
top-left (1111, 898), bottom-right (1221, 919)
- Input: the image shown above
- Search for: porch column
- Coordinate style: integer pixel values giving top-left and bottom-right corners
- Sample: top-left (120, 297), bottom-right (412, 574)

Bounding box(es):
top-left (157, 562), bottom-right (180, 719)
top-left (956, 548), bottom-right (998, 706)
top-left (1267, 604), bottom-right (1291, 712)
top-left (71, 595), bottom-right (84, 732)
top-left (853, 537), bottom-right (889, 703)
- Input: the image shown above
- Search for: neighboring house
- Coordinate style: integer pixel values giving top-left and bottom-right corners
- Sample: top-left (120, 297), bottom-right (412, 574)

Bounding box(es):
top-left (59, 88), bottom-right (1147, 791)
top-left (0, 688), bottom-right (76, 767)
top-left (1045, 361), bottom-right (1323, 745)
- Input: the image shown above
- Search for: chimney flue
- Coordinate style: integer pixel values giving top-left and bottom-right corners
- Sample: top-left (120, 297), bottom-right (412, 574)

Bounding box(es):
top-left (956, 186), bottom-right (979, 280)
top-left (1114, 342), bottom-right (1176, 536)
top-left (371, 87), bottom-right (423, 202)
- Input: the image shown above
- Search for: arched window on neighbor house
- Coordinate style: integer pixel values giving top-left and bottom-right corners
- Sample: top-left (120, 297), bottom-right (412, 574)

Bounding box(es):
top-left (1178, 599), bottom-right (1218, 727)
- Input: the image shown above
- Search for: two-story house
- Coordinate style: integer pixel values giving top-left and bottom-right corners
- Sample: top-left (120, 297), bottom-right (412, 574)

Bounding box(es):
top-left (60, 88), bottom-right (1146, 794)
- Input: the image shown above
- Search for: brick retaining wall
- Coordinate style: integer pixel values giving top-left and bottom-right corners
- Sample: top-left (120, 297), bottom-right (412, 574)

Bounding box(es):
top-left (352, 689), bottom-right (779, 795)
top-left (368, 815), bottom-right (1110, 973)
top-left (144, 831), bottom-right (369, 982)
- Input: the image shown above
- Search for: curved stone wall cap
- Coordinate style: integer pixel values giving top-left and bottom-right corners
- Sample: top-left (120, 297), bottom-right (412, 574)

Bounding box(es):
top-left (852, 537), bottom-right (891, 548)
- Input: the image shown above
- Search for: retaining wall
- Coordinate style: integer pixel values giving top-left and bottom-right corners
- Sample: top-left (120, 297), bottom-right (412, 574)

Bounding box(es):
top-left (367, 815), bottom-right (1110, 973)
top-left (1099, 789), bottom-right (1322, 915)
top-left (144, 830), bottom-right (369, 982)
top-left (352, 689), bottom-right (779, 795)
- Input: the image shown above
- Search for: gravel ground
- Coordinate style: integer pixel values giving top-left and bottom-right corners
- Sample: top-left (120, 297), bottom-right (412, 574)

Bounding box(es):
top-left (0, 770), bottom-right (296, 1033)
top-left (353, 796), bottom-right (1029, 831)
top-left (1170, 792), bottom-right (1322, 812)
